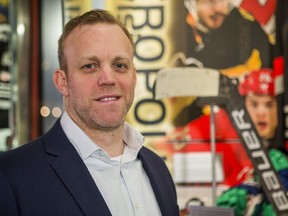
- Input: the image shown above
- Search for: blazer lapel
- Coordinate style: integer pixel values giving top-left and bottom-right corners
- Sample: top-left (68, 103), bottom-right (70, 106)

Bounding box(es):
top-left (139, 147), bottom-right (178, 216)
top-left (43, 121), bottom-right (111, 216)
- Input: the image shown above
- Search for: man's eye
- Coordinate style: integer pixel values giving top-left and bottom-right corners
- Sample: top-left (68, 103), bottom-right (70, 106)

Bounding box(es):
top-left (266, 102), bottom-right (274, 109)
top-left (81, 64), bottom-right (98, 72)
top-left (114, 63), bottom-right (127, 70)
top-left (251, 102), bottom-right (258, 108)
top-left (84, 64), bottom-right (95, 69)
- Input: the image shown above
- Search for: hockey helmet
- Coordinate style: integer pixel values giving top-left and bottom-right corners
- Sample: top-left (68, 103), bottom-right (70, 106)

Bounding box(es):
top-left (238, 68), bottom-right (274, 96)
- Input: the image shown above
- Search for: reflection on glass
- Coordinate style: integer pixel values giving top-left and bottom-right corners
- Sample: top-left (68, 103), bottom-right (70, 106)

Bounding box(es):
top-left (0, 1), bottom-right (11, 152)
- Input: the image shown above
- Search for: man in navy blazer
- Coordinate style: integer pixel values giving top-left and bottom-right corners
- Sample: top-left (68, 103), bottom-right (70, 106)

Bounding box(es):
top-left (0, 9), bottom-right (179, 216)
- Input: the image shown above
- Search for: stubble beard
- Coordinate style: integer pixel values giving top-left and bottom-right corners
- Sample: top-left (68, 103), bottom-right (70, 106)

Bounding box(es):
top-left (75, 101), bottom-right (132, 132)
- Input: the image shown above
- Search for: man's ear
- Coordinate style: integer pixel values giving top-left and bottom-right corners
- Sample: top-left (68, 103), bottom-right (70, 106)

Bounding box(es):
top-left (53, 69), bottom-right (68, 96)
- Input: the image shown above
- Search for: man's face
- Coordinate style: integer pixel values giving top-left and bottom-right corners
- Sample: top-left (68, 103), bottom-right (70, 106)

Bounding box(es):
top-left (196, 0), bottom-right (230, 30)
top-left (245, 95), bottom-right (278, 140)
top-left (58, 23), bottom-right (136, 132)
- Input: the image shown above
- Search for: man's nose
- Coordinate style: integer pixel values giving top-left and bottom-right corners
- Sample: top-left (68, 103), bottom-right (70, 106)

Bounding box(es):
top-left (256, 107), bottom-right (267, 117)
top-left (98, 66), bottom-right (116, 85)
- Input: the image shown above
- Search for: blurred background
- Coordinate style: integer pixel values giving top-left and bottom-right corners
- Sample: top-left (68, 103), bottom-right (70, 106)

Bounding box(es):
top-left (1, 0), bottom-right (287, 213)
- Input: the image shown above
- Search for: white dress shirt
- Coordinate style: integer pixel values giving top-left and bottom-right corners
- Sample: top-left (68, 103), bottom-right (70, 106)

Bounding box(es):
top-left (60, 112), bottom-right (161, 216)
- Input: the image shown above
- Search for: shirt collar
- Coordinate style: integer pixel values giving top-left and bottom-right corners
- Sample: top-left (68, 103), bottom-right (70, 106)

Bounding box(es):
top-left (60, 111), bottom-right (99, 160)
top-left (122, 122), bottom-right (145, 163)
top-left (60, 111), bottom-right (145, 161)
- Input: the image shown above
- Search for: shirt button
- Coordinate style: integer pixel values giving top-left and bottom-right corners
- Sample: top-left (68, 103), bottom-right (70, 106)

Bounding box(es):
top-left (135, 203), bottom-right (140, 209)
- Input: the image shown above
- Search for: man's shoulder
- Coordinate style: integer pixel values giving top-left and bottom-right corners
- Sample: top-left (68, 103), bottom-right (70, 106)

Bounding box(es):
top-left (229, 7), bottom-right (258, 24)
top-left (0, 137), bottom-right (44, 164)
top-left (222, 7), bottom-right (265, 35)
top-left (238, 8), bottom-right (257, 22)
top-left (139, 146), bottom-right (166, 163)
top-left (0, 120), bottom-right (63, 166)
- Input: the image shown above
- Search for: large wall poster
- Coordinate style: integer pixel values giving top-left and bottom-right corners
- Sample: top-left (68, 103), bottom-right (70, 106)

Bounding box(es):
top-left (105, 1), bottom-right (280, 208)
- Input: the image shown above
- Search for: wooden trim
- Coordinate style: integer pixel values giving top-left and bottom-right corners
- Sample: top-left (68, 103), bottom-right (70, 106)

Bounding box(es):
top-left (30, 0), bottom-right (40, 139)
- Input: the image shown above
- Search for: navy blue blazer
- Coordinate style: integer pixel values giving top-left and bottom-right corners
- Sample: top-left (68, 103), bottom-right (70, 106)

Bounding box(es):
top-left (0, 120), bottom-right (179, 216)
